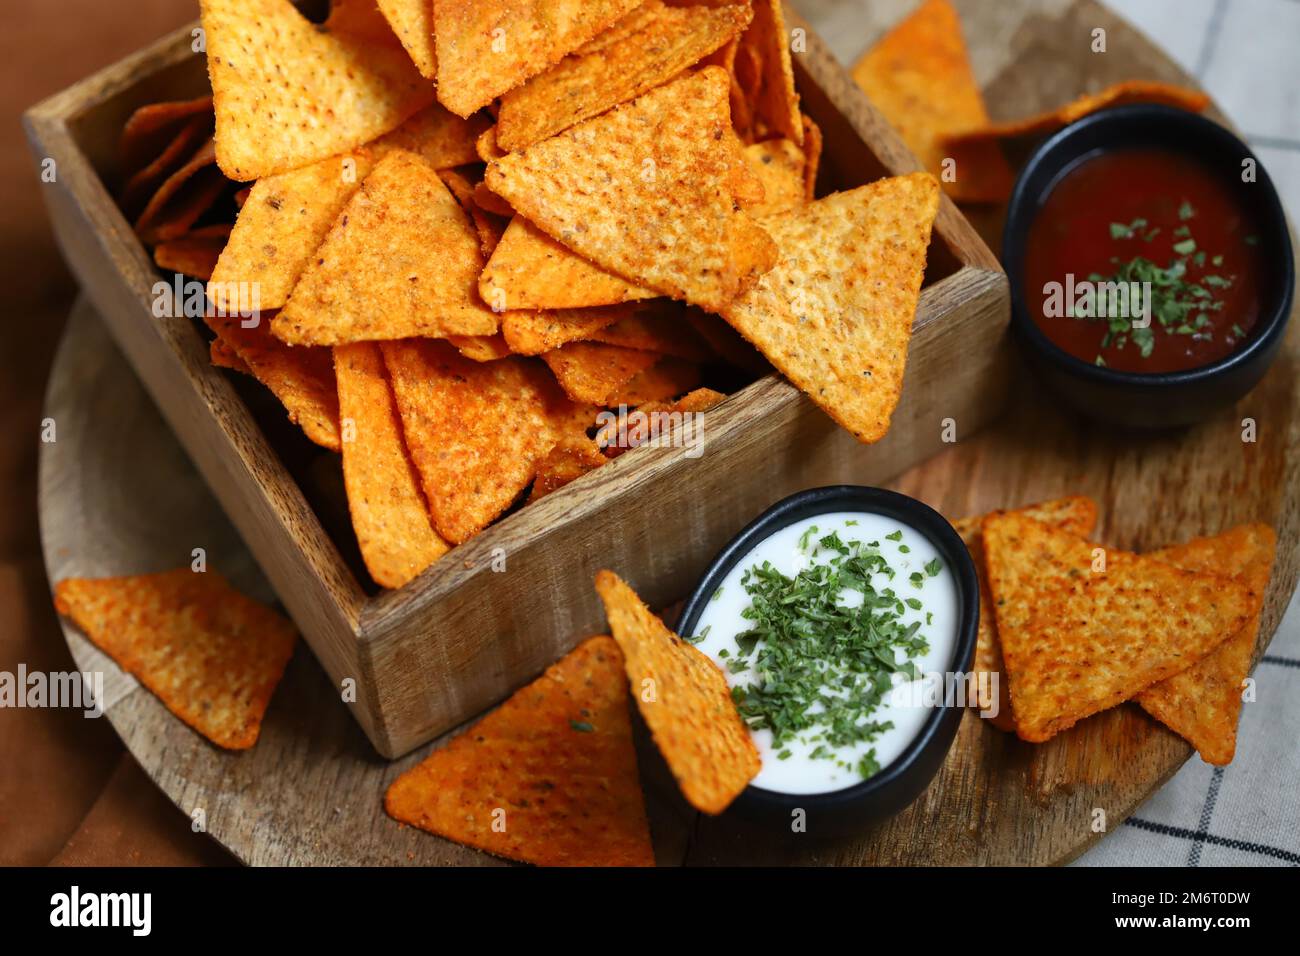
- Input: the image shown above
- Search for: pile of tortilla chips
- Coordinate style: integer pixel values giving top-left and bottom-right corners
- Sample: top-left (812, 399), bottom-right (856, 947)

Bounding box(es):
top-left (852, 0), bottom-right (1209, 203)
top-left (955, 495), bottom-right (1274, 764)
top-left (385, 571), bottom-right (758, 865)
top-left (115, 0), bottom-right (944, 590)
top-left (54, 569), bottom-right (297, 749)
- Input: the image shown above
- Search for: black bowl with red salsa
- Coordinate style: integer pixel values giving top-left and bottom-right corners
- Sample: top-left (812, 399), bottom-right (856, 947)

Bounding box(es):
top-left (1003, 105), bottom-right (1294, 428)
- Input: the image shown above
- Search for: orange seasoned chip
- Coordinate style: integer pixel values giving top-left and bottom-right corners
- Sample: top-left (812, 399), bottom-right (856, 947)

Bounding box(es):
top-left (541, 342), bottom-right (661, 406)
top-left (486, 68), bottom-right (777, 312)
top-left (741, 138), bottom-right (806, 215)
top-left (528, 402), bottom-right (606, 500)
top-left (721, 174), bottom-right (940, 444)
top-left (53, 569), bottom-right (296, 749)
top-left (940, 81), bottom-right (1210, 202)
top-left (1136, 525), bottom-right (1276, 765)
top-left (496, 1), bottom-right (752, 150)
top-left (210, 336), bottom-right (250, 374)
top-left (433, 0), bottom-right (643, 117)
top-left (800, 114), bottom-right (822, 199)
top-left (376, 0), bottom-right (437, 79)
top-left (502, 305), bottom-right (632, 356)
top-left (209, 104), bottom-right (490, 314)
top-left (595, 570), bottom-right (758, 814)
top-left (983, 514), bottom-right (1258, 743)
top-left (742, 0), bottom-right (802, 144)
top-left (121, 114), bottom-right (214, 218)
top-left (481, 217), bottom-right (656, 312)
top-left (274, 151), bottom-right (499, 345)
top-left (335, 342), bottom-right (449, 589)
top-left (199, 0), bottom-right (434, 179)
top-left (609, 357), bottom-right (703, 407)
top-left (384, 635), bottom-right (654, 866)
top-left (447, 334), bottom-right (513, 363)
top-left (852, 0), bottom-right (1012, 203)
top-left (134, 138), bottom-right (225, 244)
top-left (120, 96), bottom-right (214, 176)
top-left (154, 224), bottom-right (231, 280)
top-left (598, 387), bottom-right (725, 459)
top-left (952, 496), bottom-right (1099, 732)
top-left (589, 304), bottom-right (714, 361)
top-left (382, 340), bottom-right (565, 543)
top-left (206, 312), bottom-right (341, 451)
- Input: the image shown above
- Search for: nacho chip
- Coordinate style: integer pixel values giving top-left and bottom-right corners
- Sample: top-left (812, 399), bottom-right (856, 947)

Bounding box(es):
top-left (133, 138), bottom-right (225, 244)
top-left (382, 340), bottom-right (565, 543)
top-left (210, 336), bottom-right (250, 374)
top-left (1136, 525), bottom-right (1276, 765)
top-left (742, 0), bottom-right (802, 144)
top-left (275, 150), bottom-right (499, 345)
top-left (53, 569), bottom-right (296, 749)
top-left (496, 1), bottom-right (752, 150)
top-left (207, 312), bottom-right (341, 451)
top-left (599, 387), bottom-right (724, 458)
top-left (447, 333), bottom-right (513, 363)
top-left (800, 114), bottom-right (822, 200)
top-left (939, 81), bottom-right (1210, 202)
top-left (594, 570), bottom-right (758, 813)
top-left (384, 635), bottom-right (654, 866)
top-left (720, 174), bottom-right (940, 444)
top-left (209, 104), bottom-right (490, 314)
top-left (481, 217), bottom-right (656, 312)
top-left (983, 513), bottom-right (1258, 743)
top-left (610, 357), bottom-right (703, 407)
top-left (502, 305), bottom-right (631, 355)
top-left (590, 306), bottom-right (714, 361)
top-left (121, 114), bottom-right (214, 218)
top-left (335, 342), bottom-right (449, 589)
top-left (576, 0), bottom-right (666, 55)
top-left (529, 404), bottom-right (606, 501)
top-left (119, 96), bottom-right (214, 175)
top-left (199, 0), bottom-right (434, 179)
top-left (741, 139), bottom-right (806, 216)
top-left (541, 342), bottom-right (661, 406)
top-left (154, 224), bottom-right (231, 280)
top-left (486, 68), bottom-right (777, 312)
top-left (952, 496), bottom-right (1099, 732)
top-left (376, 0), bottom-right (438, 79)
top-left (475, 125), bottom-right (506, 163)
top-left (433, 0), bottom-right (643, 118)
top-left (851, 0), bottom-right (1012, 203)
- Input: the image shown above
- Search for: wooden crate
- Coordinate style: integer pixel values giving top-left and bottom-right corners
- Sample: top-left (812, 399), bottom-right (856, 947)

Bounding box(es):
top-left (23, 6), bottom-right (1010, 758)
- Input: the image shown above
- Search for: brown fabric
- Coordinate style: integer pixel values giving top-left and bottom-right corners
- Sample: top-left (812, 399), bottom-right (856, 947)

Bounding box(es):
top-left (1, 0), bottom-right (234, 865)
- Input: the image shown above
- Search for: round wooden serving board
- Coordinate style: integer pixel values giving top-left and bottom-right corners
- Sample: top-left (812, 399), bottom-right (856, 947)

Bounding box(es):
top-left (41, 0), bottom-right (1300, 866)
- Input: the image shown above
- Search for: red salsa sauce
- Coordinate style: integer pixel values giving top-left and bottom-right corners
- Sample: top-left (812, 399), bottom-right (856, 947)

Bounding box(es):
top-left (1023, 147), bottom-right (1264, 373)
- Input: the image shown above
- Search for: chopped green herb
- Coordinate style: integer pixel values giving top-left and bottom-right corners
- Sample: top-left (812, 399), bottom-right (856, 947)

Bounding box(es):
top-left (711, 586), bottom-right (723, 602)
top-left (885, 530), bottom-right (903, 541)
top-left (686, 624), bottom-right (710, 645)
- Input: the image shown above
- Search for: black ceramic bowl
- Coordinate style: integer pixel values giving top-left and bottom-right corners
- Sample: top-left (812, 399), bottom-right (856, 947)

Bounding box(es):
top-left (1003, 104), bottom-right (1294, 428)
top-left (676, 486), bottom-right (979, 838)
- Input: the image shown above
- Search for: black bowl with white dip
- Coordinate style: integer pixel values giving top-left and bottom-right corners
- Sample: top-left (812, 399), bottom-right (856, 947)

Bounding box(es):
top-left (677, 486), bottom-right (979, 837)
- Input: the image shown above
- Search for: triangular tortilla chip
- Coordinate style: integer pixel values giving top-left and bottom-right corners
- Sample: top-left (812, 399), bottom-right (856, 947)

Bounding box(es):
top-left (940, 81), bottom-right (1209, 202)
top-left (133, 138), bottom-right (225, 244)
top-left (121, 113), bottom-right (214, 217)
top-left (210, 336), bottom-right (250, 374)
top-left (599, 387), bottom-right (724, 459)
top-left (576, 0), bottom-right (666, 54)
top-left (800, 113), bottom-right (822, 199)
top-left (496, 2), bottom-right (752, 150)
top-left (528, 401), bottom-right (606, 501)
top-left (385, 635), bottom-right (654, 866)
top-left (952, 496), bottom-right (1099, 732)
top-left (742, 139), bottom-right (806, 216)
top-left (851, 0), bottom-right (1012, 203)
top-left (742, 0), bottom-right (802, 144)
top-left (609, 357), bottom-right (702, 407)
top-left (720, 174), bottom-right (940, 444)
top-left (447, 334), bottom-right (513, 363)
top-left (209, 104), bottom-right (487, 314)
top-left (486, 68), bottom-right (777, 312)
top-left (590, 307), bottom-right (714, 361)
top-left (154, 224), bottom-right (231, 280)
top-left (53, 569), bottom-right (296, 749)
top-left (119, 96), bottom-right (214, 176)
top-left (206, 312), bottom-right (341, 451)
top-left (594, 570), bottom-right (758, 814)
top-left (199, 0), bottom-right (434, 179)
top-left (502, 305), bottom-right (633, 355)
top-left (983, 514), bottom-right (1258, 743)
top-left (377, 0), bottom-right (437, 79)
top-left (1135, 525), bottom-right (1276, 765)
top-left (335, 342), bottom-right (449, 589)
top-left (274, 150), bottom-right (499, 345)
top-left (382, 340), bottom-right (565, 543)
top-left (541, 342), bottom-right (661, 405)
top-left (433, 0), bottom-right (643, 117)
top-left (480, 217), bottom-right (656, 312)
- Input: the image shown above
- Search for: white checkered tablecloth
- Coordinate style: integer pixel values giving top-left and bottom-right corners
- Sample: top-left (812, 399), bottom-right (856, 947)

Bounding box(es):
top-left (795, 0), bottom-right (1300, 867)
